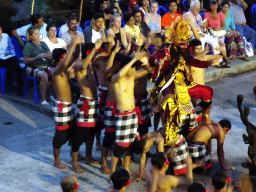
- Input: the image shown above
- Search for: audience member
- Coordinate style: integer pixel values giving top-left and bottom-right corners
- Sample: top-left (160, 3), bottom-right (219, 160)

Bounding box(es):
top-left (111, 169), bottom-right (130, 192)
top-left (128, 0), bottom-right (140, 12)
top-left (212, 171), bottom-right (233, 192)
top-left (59, 13), bottom-right (83, 38)
top-left (0, 24), bottom-right (23, 95)
top-left (23, 27), bottom-right (52, 106)
top-left (222, 1), bottom-right (249, 61)
top-left (133, 10), bottom-right (151, 38)
top-left (186, 119), bottom-right (234, 171)
top-left (204, 0), bottom-right (230, 64)
top-left (112, 1), bottom-right (123, 15)
top-left (144, 1), bottom-right (162, 33)
top-left (84, 13), bottom-right (106, 43)
top-left (103, 8), bottom-right (115, 30)
top-left (61, 176), bottom-right (79, 192)
top-left (107, 13), bottom-right (128, 49)
top-left (12, 14), bottom-right (47, 47)
top-left (161, 0), bottom-right (183, 30)
top-left (229, 0), bottom-right (256, 50)
top-left (139, 0), bottom-right (150, 18)
top-left (123, 12), bottom-right (141, 42)
top-left (43, 23), bottom-right (67, 52)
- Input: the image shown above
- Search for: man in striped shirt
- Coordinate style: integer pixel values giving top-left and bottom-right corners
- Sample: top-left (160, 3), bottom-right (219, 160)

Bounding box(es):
top-left (229, 0), bottom-right (256, 50)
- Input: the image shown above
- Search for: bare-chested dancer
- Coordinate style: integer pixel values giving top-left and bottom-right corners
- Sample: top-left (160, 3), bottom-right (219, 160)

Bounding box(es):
top-left (51, 36), bottom-right (82, 169)
top-left (186, 119), bottom-right (234, 171)
top-left (109, 52), bottom-right (154, 175)
top-left (71, 39), bottom-right (103, 173)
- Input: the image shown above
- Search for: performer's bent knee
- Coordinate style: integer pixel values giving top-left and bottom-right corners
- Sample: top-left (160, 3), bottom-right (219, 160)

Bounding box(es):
top-left (52, 129), bottom-right (69, 149)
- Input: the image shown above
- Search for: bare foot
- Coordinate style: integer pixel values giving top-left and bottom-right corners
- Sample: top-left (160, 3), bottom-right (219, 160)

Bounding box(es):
top-left (54, 161), bottom-right (68, 169)
top-left (96, 143), bottom-right (102, 151)
top-left (85, 157), bottom-right (100, 164)
top-left (100, 165), bottom-right (111, 174)
top-left (72, 164), bottom-right (85, 174)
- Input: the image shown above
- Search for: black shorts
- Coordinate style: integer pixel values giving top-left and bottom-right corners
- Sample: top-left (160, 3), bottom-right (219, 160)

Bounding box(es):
top-left (102, 131), bottom-right (115, 149)
top-left (113, 143), bottom-right (127, 158)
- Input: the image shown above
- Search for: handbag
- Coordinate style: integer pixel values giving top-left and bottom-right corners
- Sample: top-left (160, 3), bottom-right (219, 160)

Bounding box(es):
top-left (243, 37), bottom-right (254, 57)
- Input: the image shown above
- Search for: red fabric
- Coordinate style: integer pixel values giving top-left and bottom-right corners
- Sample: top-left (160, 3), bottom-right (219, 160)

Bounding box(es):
top-left (57, 103), bottom-right (65, 112)
top-left (76, 122), bottom-right (97, 127)
top-left (129, 0), bottom-right (139, 9)
top-left (174, 167), bottom-right (187, 175)
top-left (188, 85), bottom-right (213, 101)
top-left (189, 56), bottom-right (211, 68)
top-left (174, 137), bottom-right (185, 147)
top-left (204, 12), bottom-right (225, 29)
top-left (55, 124), bottom-right (70, 130)
top-left (106, 100), bottom-right (117, 116)
top-left (205, 162), bottom-right (213, 170)
top-left (80, 99), bottom-right (89, 116)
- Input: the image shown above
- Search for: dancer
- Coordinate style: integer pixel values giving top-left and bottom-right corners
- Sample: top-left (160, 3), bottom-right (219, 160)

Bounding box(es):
top-left (51, 36), bottom-right (82, 169)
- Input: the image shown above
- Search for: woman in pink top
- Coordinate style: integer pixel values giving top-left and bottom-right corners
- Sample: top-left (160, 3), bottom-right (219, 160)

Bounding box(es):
top-left (204, 0), bottom-right (230, 64)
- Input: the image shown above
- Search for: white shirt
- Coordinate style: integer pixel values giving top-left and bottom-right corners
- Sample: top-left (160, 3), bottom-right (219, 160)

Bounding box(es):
top-left (0, 33), bottom-right (16, 60)
top-left (59, 23), bottom-right (83, 38)
top-left (61, 31), bottom-right (85, 49)
top-left (16, 23), bottom-right (48, 40)
top-left (92, 29), bottom-right (102, 43)
top-left (42, 38), bottom-right (67, 52)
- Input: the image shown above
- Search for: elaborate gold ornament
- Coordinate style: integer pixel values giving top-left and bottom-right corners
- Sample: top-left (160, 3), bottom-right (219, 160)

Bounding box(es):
top-left (169, 20), bottom-right (191, 43)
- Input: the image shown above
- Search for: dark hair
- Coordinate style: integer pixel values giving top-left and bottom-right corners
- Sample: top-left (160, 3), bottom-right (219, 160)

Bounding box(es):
top-left (132, 9), bottom-right (141, 16)
top-left (93, 12), bottom-right (104, 21)
top-left (212, 171), bottom-right (227, 190)
top-left (100, 0), bottom-right (109, 5)
top-left (118, 54), bottom-right (133, 69)
top-left (218, 119), bottom-right (231, 129)
top-left (221, 1), bottom-right (230, 7)
top-left (31, 14), bottom-right (42, 26)
top-left (123, 12), bottom-right (134, 24)
top-left (81, 43), bottom-right (95, 60)
top-left (111, 169), bottom-right (130, 190)
top-left (130, 138), bottom-right (147, 154)
top-left (46, 23), bottom-right (56, 32)
top-left (61, 176), bottom-right (78, 192)
top-left (151, 152), bottom-right (166, 169)
top-left (104, 8), bottom-right (114, 15)
top-left (66, 12), bottom-right (77, 19)
top-left (67, 15), bottom-right (78, 24)
top-left (189, 39), bottom-right (202, 47)
top-left (52, 48), bottom-right (67, 64)
top-left (187, 182), bottom-right (206, 192)
top-left (168, 0), bottom-right (177, 7)
top-left (208, 0), bottom-right (221, 12)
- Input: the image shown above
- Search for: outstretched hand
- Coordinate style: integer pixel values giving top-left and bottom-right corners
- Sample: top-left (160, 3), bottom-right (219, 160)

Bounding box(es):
top-left (71, 35), bottom-right (83, 45)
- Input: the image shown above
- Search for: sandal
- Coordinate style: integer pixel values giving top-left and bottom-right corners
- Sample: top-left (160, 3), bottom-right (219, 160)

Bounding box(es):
top-left (224, 57), bottom-right (231, 64)
top-left (229, 55), bottom-right (237, 60)
top-left (216, 62), bottom-right (231, 68)
top-left (41, 100), bottom-right (50, 106)
top-left (239, 55), bottom-right (250, 61)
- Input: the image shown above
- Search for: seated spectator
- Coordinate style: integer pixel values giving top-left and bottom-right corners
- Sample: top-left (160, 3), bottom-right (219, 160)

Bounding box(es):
top-left (23, 27), bottom-right (52, 106)
top-left (187, 182), bottom-right (207, 192)
top-left (123, 12), bottom-right (141, 42)
top-left (186, 119), bottom-right (234, 171)
top-left (184, 1), bottom-right (223, 59)
top-left (145, 152), bottom-right (192, 192)
top-left (84, 13), bottom-right (106, 43)
top-left (107, 13), bottom-right (128, 49)
top-left (212, 171), bottom-right (233, 192)
top-left (61, 176), bottom-right (79, 192)
top-left (42, 23), bottom-right (67, 52)
top-left (103, 8), bottom-right (115, 30)
top-left (0, 24), bottom-right (23, 95)
top-left (128, 0), bottom-right (139, 12)
top-left (112, 1), bottom-right (123, 15)
top-left (133, 10), bottom-right (151, 38)
top-left (110, 169), bottom-right (130, 192)
top-left (144, 1), bottom-right (162, 33)
top-left (12, 14), bottom-right (47, 47)
top-left (98, 0), bottom-right (111, 13)
top-left (222, 1), bottom-right (249, 61)
top-left (139, 0), bottom-right (150, 18)
top-left (161, 0), bottom-right (183, 30)
top-left (59, 13), bottom-right (83, 38)
top-left (204, 0), bottom-right (230, 63)
top-left (229, 0), bottom-right (256, 51)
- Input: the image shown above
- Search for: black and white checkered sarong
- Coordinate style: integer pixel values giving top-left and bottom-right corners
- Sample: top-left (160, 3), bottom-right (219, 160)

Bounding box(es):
top-left (53, 101), bottom-right (73, 130)
top-left (104, 100), bottom-right (117, 133)
top-left (178, 108), bottom-right (202, 133)
top-left (115, 108), bottom-right (140, 147)
top-left (135, 92), bottom-right (152, 125)
top-left (76, 95), bottom-right (97, 127)
top-left (97, 86), bottom-right (108, 122)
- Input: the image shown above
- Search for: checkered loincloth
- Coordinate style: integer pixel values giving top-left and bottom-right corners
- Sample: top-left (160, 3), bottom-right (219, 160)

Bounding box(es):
top-left (167, 135), bottom-right (189, 175)
top-left (104, 100), bottom-right (117, 133)
top-left (135, 92), bottom-right (152, 125)
top-left (115, 107), bottom-right (141, 148)
top-left (187, 140), bottom-right (211, 169)
top-left (76, 95), bottom-right (97, 127)
top-left (53, 101), bottom-right (73, 130)
top-left (178, 108), bottom-right (202, 133)
top-left (97, 86), bottom-right (108, 122)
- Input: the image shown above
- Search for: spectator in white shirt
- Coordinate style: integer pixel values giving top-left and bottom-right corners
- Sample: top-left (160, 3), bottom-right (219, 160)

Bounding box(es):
top-left (43, 23), bottom-right (67, 52)
top-left (12, 14), bottom-right (47, 47)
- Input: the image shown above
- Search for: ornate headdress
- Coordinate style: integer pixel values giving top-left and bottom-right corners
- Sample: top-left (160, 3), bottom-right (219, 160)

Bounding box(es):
top-left (168, 20), bottom-right (191, 44)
